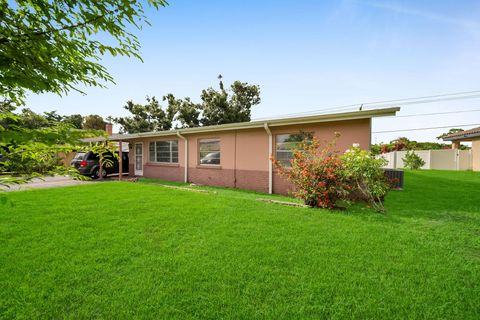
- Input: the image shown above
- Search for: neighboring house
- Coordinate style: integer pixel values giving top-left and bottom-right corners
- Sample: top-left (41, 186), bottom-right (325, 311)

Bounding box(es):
top-left (443, 127), bottom-right (480, 171)
top-left (110, 108), bottom-right (399, 195)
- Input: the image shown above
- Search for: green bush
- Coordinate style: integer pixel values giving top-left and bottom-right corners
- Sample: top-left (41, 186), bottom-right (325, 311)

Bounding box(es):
top-left (403, 151), bottom-right (425, 170)
top-left (341, 147), bottom-right (390, 212)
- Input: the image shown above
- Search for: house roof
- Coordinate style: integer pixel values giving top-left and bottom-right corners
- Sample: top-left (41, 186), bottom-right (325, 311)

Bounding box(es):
top-left (108, 107), bottom-right (400, 141)
top-left (78, 138), bottom-right (130, 151)
top-left (81, 136), bottom-right (109, 143)
top-left (443, 126), bottom-right (480, 141)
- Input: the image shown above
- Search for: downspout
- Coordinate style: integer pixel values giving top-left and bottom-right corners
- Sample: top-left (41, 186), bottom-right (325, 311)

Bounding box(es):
top-left (176, 131), bottom-right (188, 183)
top-left (263, 123), bottom-right (273, 194)
top-left (234, 130), bottom-right (237, 188)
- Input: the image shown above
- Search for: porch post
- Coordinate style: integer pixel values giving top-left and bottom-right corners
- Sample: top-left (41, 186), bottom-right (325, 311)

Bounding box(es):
top-left (118, 140), bottom-right (123, 180)
top-left (451, 141), bottom-right (461, 149)
top-left (98, 141), bottom-right (104, 180)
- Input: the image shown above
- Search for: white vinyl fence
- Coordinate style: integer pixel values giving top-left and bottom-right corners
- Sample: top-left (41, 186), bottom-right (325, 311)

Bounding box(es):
top-left (378, 149), bottom-right (472, 170)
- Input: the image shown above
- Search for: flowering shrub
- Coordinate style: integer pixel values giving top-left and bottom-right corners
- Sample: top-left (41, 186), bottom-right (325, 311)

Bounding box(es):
top-left (272, 133), bottom-right (348, 208)
top-left (341, 147), bottom-right (390, 212)
top-left (273, 133), bottom-right (391, 212)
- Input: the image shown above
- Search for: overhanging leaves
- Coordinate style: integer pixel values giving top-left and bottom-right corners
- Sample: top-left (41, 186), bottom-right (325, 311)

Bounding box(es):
top-left (0, 0), bottom-right (168, 104)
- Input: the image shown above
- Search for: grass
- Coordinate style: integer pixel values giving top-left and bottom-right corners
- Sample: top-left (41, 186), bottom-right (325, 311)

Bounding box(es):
top-left (0, 170), bottom-right (479, 319)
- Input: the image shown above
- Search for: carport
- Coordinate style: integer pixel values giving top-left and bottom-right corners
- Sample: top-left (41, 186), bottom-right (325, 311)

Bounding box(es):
top-left (81, 135), bottom-right (129, 179)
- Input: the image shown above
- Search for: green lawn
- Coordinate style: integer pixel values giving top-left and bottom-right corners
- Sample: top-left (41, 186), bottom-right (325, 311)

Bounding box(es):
top-left (1, 171), bottom-right (479, 319)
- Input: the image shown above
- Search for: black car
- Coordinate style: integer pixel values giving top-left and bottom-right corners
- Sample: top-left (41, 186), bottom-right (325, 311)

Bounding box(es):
top-left (71, 151), bottom-right (129, 179)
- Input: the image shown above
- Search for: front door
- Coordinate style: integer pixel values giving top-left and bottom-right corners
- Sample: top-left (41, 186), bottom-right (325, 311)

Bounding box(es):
top-left (134, 142), bottom-right (143, 176)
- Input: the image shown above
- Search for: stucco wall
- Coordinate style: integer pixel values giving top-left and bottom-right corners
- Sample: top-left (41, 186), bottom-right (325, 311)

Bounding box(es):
top-left (126, 118), bottom-right (371, 194)
top-left (270, 119), bottom-right (371, 194)
top-left (143, 164), bottom-right (184, 182)
top-left (270, 119), bottom-right (371, 152)
top-left (186, 131), bottom-right (235, 187)
top-left (58, 152), bottom-right (76, 167)
top-left (235, 128), bottom-right (269, 171)
top-left (127, 136), bottom-right (185, 181)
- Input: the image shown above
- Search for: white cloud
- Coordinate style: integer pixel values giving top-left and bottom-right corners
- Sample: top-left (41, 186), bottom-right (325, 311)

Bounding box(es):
top-left (360, 0), bottom-right (480, 31)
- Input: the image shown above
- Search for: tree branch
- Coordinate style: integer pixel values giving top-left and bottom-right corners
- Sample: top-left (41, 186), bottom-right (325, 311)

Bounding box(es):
top-left (0, 12), bottom-right (111, 44)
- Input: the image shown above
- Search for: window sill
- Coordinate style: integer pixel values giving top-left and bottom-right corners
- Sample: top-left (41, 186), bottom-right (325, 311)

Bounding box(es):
top-left (146, 162), bottom-right (180, 167)
top-left (196, 165), bottom-right (222, 170)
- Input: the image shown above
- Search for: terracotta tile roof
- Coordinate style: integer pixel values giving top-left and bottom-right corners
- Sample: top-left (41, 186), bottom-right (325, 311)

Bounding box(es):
top-left (443, 126), bottom-right (480, 140)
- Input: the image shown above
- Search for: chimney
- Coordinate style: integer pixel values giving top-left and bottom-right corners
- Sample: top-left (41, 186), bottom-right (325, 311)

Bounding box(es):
top-left (105, 123), bottom-right (113, 136)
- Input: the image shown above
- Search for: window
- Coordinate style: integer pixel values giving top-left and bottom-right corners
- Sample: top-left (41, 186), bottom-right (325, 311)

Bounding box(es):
top-left (149, 140), bottom-right (178, 163)
top-left (199, 139), bottom-right (220, 165)
top-left (275, 132), bottom-right (313, 166)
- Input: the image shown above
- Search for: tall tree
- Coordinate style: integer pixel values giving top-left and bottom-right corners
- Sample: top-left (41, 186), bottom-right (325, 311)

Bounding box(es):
top-left (200, 75), bottom-right (261, 126)
top-left (43, 111), bottom-right (63, 123)
top-left (113, 76), bottom-right (261, 133)
top-left (113, 97), bottom-right (174, 133)
top-left (1, 0), bottom-right (168, 105)
top-left (83, 115), bottom-right (106, 130)
top-left (163, 94), bottom-right (201, 128)
top-left (20, 108), bottom-right (50, 129)
top-left (1, 106), bottom-right (85, 130)
top-left (63, 114), bottom-right (83, 129)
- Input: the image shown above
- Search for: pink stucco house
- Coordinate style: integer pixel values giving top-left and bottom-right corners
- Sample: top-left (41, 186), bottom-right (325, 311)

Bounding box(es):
top-left (110, 108), bottom-right (399, 194)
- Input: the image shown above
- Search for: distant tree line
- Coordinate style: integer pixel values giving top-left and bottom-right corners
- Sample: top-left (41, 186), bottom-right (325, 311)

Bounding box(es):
top-left (0, 104), bottom-right (108, 131)
top-left (1, 74), bottom-right (261, 136)
top-left (371, 135), bottom-right (469, 155)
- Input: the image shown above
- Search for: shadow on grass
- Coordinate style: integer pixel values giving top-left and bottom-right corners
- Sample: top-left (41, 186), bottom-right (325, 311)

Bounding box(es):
top-left (138, 178), bottom-right (303, 203)
top-left (139, 171), bottom-right (480, 225)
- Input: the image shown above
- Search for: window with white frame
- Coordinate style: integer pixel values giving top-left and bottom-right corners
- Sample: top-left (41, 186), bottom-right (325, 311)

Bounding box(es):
top-left (275, 132), bottom-right (313, 166)
top-left (149, 140), bottom-right (178, 163)
top-left (199, 139), bottom-right (220, 165)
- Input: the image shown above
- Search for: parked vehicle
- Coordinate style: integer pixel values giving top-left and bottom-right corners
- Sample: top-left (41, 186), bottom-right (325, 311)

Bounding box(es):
top-left (70, 151), bottom-right (129, 179)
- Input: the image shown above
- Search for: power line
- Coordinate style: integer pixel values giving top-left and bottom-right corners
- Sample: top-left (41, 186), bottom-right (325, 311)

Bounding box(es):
top-left (367, 94), bottom-right (480, 109)
top-left (394, 108), bottom-right (480, 118)
top-left (353, 89), bottom-right (480, 105)
top-left (316, 91), bottom-right (480, 113)
top-left (372, 123), bottom-right (480, 134)
top-left (252, 90), bottom-right (480, 120)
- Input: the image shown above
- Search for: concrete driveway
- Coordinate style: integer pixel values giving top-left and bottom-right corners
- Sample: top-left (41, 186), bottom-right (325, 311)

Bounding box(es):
top-left (2, 176), bottom-right (92, 192)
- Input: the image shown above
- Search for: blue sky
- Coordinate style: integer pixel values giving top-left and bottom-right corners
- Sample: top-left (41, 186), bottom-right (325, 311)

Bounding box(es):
top-left (26, 0), bottom-right (480, 143)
